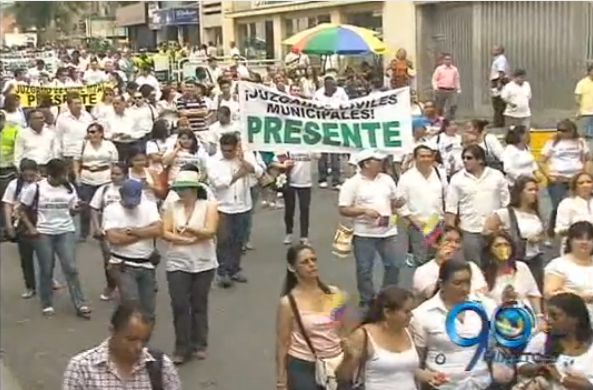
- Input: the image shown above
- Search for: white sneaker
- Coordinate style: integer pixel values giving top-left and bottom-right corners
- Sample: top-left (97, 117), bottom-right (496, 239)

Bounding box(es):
top-left (300, 237), bottom-right (310, 245)
top-left (319, 181), bottom-right (328, 188)
top-left (261, 200), bottom-right (269, 207)
top-left (42, 307), bottom-right (55, 316)
top-left (283, 234), bottom-right (293, 245)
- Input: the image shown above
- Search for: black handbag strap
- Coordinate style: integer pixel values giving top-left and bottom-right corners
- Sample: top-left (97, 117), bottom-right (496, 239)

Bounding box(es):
top-left (146, 348), bottom-right (163, 390)
top-left (353, 327), bottom-right (369, 385)
top-left (288, 293), bottom-right (318, 359)
top-left (507, 206), bottom-right (523, 239)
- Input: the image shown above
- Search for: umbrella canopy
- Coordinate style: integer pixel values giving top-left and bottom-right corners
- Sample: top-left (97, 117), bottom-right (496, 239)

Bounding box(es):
top-left (282, 23), bottom-right (387, 55)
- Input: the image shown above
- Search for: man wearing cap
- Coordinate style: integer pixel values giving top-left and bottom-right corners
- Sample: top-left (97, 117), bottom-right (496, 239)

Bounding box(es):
top-left (103, 180), bottom-right (162, 317)
top-left (314, 74), bottom-right (349, 190)
top-left (176, 81), bottom-right (210, 134)
top-left (338, 150), bottom-right (405, 308)
top-left (0, 110), bottom-right (20, 238)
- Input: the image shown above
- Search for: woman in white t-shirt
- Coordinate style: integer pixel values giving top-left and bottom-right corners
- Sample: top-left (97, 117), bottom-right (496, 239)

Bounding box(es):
top-left (555, 172), bottom-right (593, 239)
top-left (162, 171), bottom-right (219, 364)
top-left (162, 129), bottom-right (209, 186)
top-left (275, 152), bottom-right (315, 245)
top-left (128, 149), bottom-right (160, 204)
top-left (156, 86), bottom-right (178, 129)
top-left (19, 158), bottom-right (90, 318)
top-left (481, 232), bottom-right (543, 317)
top-left (146, 119), bottom-right (170, 172)
top-left (517, 293), bottom-right (593, 389)
top-left (410, 259), bottom-right (495, 390)
top-left (90, 87), bottom-right (114, 123)
top-left (484, 176), bottom-right (545, 290)
top-left (74, 122), bottom-right (119, 241)
top-left (465, 119), bottom-right (504, 171)
top-left (545, 221), bottom-right (593, 328)
top-left (337, 286), bottom-right (448, 390)
top-left (541, 119), bottom-right (589, 239)
top-left (434, 119), bottom-right (463, 178)
top-left (502, 125), bottom-right (538, 186)
top-left (89, 163), bottom-right (127, 301)
top-left (2, 158), bottom-right (39, 298)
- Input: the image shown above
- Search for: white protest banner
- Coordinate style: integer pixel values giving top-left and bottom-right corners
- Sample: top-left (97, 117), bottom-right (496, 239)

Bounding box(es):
top-left (239, 81), bottom-right (413, 154)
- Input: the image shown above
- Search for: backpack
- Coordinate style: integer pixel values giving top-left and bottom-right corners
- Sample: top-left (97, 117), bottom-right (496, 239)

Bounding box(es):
top-left (146, 348), bottom-right (163, 390)
top-left (15, 183), bottom-right (40, 236)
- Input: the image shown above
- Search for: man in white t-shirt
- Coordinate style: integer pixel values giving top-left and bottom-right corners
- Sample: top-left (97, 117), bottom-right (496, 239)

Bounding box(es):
top-left (83, 58), bottom-right (108, 85)
top-left (338, 149), bottom-right (406, 308)
top-left (501, 68), bottom-right (532, 130)
top-left (103, 180), bottom-right (162, 318)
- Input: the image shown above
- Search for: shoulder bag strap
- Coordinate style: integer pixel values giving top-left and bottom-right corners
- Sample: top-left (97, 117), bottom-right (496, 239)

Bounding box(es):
top-left (287, 293), bottom-right (318, 358)
top-left (507, 207), bottom-right (523, 239)
top-left (146, 348), bottom-right (164, 390)
top-left (353, 328), bottom-right (369, 385)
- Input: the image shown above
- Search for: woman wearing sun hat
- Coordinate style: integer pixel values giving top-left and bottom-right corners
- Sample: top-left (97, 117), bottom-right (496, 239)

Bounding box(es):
top-left (162, 170), bottom-right (219, 365)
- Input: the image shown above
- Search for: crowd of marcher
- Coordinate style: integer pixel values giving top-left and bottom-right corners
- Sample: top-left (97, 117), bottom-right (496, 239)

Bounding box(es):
top-left (0, 42), bottom-right (593, 390)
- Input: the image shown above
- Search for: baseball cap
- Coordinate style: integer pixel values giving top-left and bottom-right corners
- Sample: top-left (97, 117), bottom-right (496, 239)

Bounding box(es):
top-left (355, 149), bottom-right (387, 164)
top-left (119, 180), bottom-right (143, 208)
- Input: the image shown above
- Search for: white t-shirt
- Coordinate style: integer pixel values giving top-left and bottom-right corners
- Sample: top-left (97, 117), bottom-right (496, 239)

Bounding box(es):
top-left (541, 139), bottom-right (588, 178)
top-left (78, 141), bottom-right (119, 186)
top-left (555, 196), bottom-right (593, 235)
top-left (435, 133), bottom-right (463, 176)
top-left (545, 256), bottom-right (593, 326)
top-left (167, 148), bottom-right (210, 185)
top-left (89, 183), bottom-right (122, 212)
top-left (286, 153), bottom-right (314, 188)
top-left (103, 201), bottom-right (160, 269)
top-left (20, 179), bottom-right (78, 235)
top-left (338, 173), bottom-right (398, 238)
top-left (502, 81), bottom-right (532, 118)
top-left (519, 332), bottom-right (593, 389)
top-left (83, 69), bottom-right (108, 85)
top-left (486, 261), bottom-right (541, 309)
top-left (502, 144), bottom-right (537, 184)
top-left (494, 207), bottom-right (544, 259)
top-left (1, 179), bottom-right (34, 205)
top-left (413, 259), bottom-right (487, 299)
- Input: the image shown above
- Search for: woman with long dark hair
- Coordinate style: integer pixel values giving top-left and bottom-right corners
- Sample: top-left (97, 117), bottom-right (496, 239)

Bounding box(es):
top-left (410, 259), bottom-right (495, 389)
top-left (517, 293), bottom-right (593, 388)
top-left (540, 119), bottom-right (588, 240)
top-left (465, 119), bottom-right (504, 171)
top-left (73, 122), bottom-right (118, 241)
top-left (162, 128), bottom-right (209, 186)
top-left (481, 232), bottom-right (543, 317)
top-left (2, 158), bottom-right (39, 298)
top-left (276, 244), bottom-right (345, 390)
top-left (18, 158), bottom-right (90, 318)
top-left (337, 286), bottom-right (447, 389)
top-left (89, 162), bottom-right (128, 301)
top-left (545, 221), bottom-right (593, 328)
top-left (484, 176), bottom-right (545, 290)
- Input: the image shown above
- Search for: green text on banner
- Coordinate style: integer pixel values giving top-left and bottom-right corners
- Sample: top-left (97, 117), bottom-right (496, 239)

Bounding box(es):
top-left (238, 81), bottom-right (413, 154)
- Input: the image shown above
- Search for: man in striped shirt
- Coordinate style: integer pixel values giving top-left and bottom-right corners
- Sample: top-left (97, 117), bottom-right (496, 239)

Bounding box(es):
top-left (176, 81), bottom-right (210, 133)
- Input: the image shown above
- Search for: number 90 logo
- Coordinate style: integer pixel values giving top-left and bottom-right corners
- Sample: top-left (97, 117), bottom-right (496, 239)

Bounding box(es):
top-left (445, 301), bottom-right (534, 371)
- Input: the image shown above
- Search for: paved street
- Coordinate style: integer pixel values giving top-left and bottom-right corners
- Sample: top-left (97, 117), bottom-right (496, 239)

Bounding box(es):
top-left (0, 186), bottom-right (556, 390)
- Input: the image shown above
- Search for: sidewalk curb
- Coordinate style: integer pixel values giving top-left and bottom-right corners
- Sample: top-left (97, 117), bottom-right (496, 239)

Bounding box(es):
top-left (1, 359), bottom-right (23, 390)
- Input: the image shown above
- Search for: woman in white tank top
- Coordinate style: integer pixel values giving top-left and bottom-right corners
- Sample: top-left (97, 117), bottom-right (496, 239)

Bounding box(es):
top-left (337, 286), bottom-right (449, 389)
top-left (162, 170), bottom-right (219, 365)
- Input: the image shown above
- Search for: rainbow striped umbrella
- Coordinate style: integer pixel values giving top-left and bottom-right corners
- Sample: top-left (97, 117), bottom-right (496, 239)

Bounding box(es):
top-left (282, 23), bottom-right (387, 55)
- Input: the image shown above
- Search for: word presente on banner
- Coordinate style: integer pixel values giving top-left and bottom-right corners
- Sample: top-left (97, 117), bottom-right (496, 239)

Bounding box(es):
top-left (14, 83), bottom-right (107, 107)
top-left (239, 81), bottom-right (413, 154)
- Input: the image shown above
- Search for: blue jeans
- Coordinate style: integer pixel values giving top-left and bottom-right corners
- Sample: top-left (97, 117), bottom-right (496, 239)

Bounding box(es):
top-left (112, 264), bottom-right (157, 318)
top-left (352, 235), bottom-right (402, 306)
top-left (286, 356), bottom-right (322, 390)
top-left (582, 115), bottom-right (593, 138)
top-left (216, 211), bottom-right (249, 277)
top-left (547, 181), bottom-right (569, 235)
top-left (33, 232), bottom-right (87, 310)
